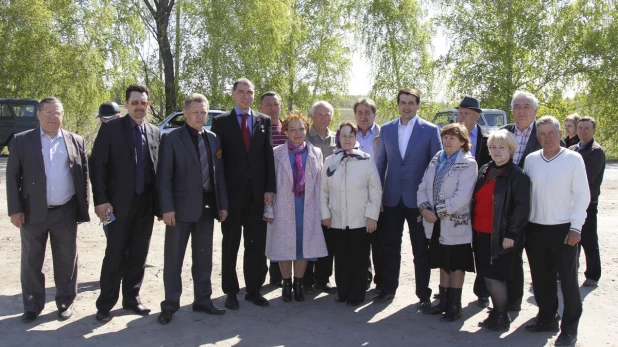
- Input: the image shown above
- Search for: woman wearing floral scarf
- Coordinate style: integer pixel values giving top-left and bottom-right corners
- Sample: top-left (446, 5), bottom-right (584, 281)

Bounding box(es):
top-left (264, 111), bottom-right (327, 302)
top-left (320, 121), bottom-right (382, 306)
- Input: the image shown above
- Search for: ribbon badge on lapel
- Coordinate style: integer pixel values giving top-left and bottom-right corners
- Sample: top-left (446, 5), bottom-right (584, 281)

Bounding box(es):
top-left (216, 149), bottom-right (222, 159)
top-left (261, 124), bottom-right (265, 133)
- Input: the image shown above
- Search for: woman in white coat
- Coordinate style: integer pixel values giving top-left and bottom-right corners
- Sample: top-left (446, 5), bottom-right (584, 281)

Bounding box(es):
top-left (417, 123), bottom-right (477, 322)
top-left (320, 121), bottom-right (382, 306)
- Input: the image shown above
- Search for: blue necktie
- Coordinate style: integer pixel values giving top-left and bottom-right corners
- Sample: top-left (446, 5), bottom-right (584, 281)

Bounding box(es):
top-left (134, 124), bottom-right (144, 195)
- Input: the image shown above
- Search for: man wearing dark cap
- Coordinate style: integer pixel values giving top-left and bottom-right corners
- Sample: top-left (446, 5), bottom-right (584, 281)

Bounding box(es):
top-left (456, 96), bottom-right (491, 308)
top-left (97, 102), bottom-right (121, 123)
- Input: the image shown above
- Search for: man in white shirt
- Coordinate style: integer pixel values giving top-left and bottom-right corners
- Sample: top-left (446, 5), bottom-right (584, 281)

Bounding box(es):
top-left (523, 116), bottom-right (589, 347)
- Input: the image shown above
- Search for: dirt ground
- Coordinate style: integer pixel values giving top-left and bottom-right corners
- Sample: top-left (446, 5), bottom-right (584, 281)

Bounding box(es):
top-left (0, 157), bottom-right (617, 347)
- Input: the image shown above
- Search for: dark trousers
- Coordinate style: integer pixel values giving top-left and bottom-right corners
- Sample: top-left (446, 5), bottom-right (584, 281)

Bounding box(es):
top-left (472, 231), bottom-right (489, 298)
top-left (96, 188), bottom-right (155, 313)
top-left (507, 247), bottom-right (525, 305)
top-left (579, 203), bottom-right (601, 281)
top-left (221, 185), bottom-right (267, 294)
top-left (381, 201), bottom-right (431, 299)
top-left (20, 199), bottom-right (78, 313)
top-left (304, 225), bottom-right (335, 287)
top-left (526, 223), bottom-right (582, 335)
top-left (334, 227), bottom-right (369, 302)
top-left (269, 261), bottom-right (283, 283)
top-left (367, 216), bottom-right (384, 287)
top-left (161, 208), bottom-right (215, 312)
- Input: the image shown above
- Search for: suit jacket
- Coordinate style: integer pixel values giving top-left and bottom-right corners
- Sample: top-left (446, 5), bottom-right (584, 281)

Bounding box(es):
top-left (157, 126), bottom-right (229, 222)
top-left (473, 124), bottom-right (491, 169)
top-left (569, 139), bottom-right (606, 203)
top-left (90, 115), bottom-right (160, 219)
top-left (6, 128), bottom-right (90, 223)
top-left (502, 122), bottom-right (565, 168)
top-left (376, 117), bottom-right (442, 208)
top-left (211, 109), bottom-right (276, 206)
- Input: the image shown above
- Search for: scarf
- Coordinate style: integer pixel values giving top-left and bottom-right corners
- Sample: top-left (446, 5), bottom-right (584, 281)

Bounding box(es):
top-left (288, 140), bottom-right (307, 197)
top-left (326, 147), bottom-right (370, 177)
top-left (436, 150), bottom-right (459, 174)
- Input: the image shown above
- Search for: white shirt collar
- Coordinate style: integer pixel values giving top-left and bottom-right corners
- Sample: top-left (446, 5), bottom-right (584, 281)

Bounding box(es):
top-left (398, 115), bottom-right (418, 128)
top-left (40, 127), bottom-right (63, 140)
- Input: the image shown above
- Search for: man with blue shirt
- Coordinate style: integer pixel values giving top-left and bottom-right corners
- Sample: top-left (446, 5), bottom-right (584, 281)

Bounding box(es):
top-left (211, 78), bottom-right (276, 310)
top-left (374, 89), bottom-right (441, 306)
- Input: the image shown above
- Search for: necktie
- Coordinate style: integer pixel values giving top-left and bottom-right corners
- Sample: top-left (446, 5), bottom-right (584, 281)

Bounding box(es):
top-left (240, 113), bottom-right (251, 152)
top-left (134, 124), bottom-right (144, 195)
top-left (197, 132), bottom-right (211, 191)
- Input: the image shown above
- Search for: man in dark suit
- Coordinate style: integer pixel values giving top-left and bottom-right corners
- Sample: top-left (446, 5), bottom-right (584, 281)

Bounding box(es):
top-left (7, 97), bottom-right (90, 322)
top-left (374, 88), bottom-right (442, 306)
top-left (211, 78), bottom-right (276, 309)
top-left (157, 93), bottom-right (229, 324)
top-left (90, 84), bottom-right (161, 322)
top-left (456, 96), bottom-right (492, 307)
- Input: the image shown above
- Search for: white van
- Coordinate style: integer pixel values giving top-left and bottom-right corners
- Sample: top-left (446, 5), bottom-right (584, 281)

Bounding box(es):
top-left (158, 109), bottom-right (226, 135)
top-left (432, 109), bottom-right (508, 131)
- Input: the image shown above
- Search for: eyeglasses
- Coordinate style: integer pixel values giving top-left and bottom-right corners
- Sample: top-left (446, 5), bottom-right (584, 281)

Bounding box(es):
top-left (40, 110), bottom-right (63, 117)
top-left (129, 100), bottom-right (150, 106)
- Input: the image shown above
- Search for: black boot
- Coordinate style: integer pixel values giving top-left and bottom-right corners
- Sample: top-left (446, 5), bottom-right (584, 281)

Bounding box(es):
top-left (423, 286), bottom-right (449, 315)
top-left (485, 312), bottom-right (511, 331)
top-left (282, 278), bottom-right (292, 302)
top-left (478, 310), bottom-right (498, 328)
top-left (441, 288), bottom-right (462, 322)
top-left (293, 277), bottom-right (305, 302)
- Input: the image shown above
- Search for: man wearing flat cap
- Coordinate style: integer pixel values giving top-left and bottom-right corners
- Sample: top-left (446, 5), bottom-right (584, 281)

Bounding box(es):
top-left (97, 102), bottom-right (121, 124)
top-left (456, 96), bottom-right (491, 308)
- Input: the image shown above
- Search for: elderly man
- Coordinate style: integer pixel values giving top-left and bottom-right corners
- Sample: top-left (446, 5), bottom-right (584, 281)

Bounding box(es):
top-left (523, 116), bottom-right (589, 347)
top-left (157, 93), bottom-right (228, 324)
top-left (375, 88), bottom-right (441, 305)
top-left (211, 78), bottom-right (276, 309)
top-left (259, 91), bottom-right (285, 287)
top-left (569, 116), bottom-right (605, 287)
top-left (304, 100), bottom-right (337, 294)
top-left (7, 97), bottom-right (90, 322)
top-left (354, 98), bottom-right (383, 291)
top-left (456, 96), bottom-right (491, 307)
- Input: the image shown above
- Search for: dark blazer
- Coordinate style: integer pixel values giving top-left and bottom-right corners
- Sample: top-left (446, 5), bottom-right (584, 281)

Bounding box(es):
top-left (157, 126), bottom-right (229, 222)
top-left (502, 123), bottom-right (541, 169)
top-left (6, 128), bottom-right (90, 223)
top-left (473, 124), bottom-right (491, 169)
top-left (375, 117), bottom-right (442, 208)
top-left (90, 115), bottom-right (160, 219)
top-left (472, 161), bottom-right (530, 257)
top-left (569, 139), bottom-right (606, 203)
top-left (211, 109), bottom-right (276, 205)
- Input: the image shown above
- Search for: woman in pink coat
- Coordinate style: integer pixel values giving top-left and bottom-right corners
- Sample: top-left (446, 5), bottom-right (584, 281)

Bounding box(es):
top-left (264, 111), bottom-right (327, 302)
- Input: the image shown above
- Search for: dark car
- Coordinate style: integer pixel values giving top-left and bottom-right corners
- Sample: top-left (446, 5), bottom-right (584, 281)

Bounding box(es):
top-left (0, 98), bottom-right (40, 152)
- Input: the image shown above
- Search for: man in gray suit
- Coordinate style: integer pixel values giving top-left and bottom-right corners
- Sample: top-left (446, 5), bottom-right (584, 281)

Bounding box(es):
top-left (157, 93), bottom-right (229, 324)
top-left (374, 89), bottom-right (441, 306)
top-left (6, 97), bottom-right (90, 322)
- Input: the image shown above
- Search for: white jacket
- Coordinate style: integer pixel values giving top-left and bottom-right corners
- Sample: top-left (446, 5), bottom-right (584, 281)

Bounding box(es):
top-left (320, 149), bottom-right (382, 229)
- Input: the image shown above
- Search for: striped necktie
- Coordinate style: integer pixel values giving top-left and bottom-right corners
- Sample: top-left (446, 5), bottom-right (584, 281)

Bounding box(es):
top-left (197, 132), bottom-right (211, 191)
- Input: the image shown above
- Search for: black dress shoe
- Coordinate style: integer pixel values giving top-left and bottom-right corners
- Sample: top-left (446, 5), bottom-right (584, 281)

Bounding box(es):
top-left (225, 293), bottom-right (239, 310)
top-left (193, 302), bottom-right (226, 315)
top-left (95, 311), bottom-right (112, 323)
top-left (122, 303), bottom-right (151, 315)
top-left (418, 297), bottom-right (432, 309)
top-left (554, 333), bottom-right (577, 346)
top-left (525, 315), bottom-right (561, 333)
top-left (373, 291), bottom-right (395, 302)
top-left (314, 282), bottom-right (337, 294)
top-left (58, 303), bottom-right (74, 320)
top-left (21, 311), bottom-right (39, 323)
top-left (346, 299), bottom-right (362, 307)
top-left (303, 285), bottom-right (315, 294)
top-left (269, 279), bottom-right (283, 287)
top-left (245, 292), bottom-right (270, 307)
top-left (158, 310), bottom-right (173, 325)
top-left (477, 296), bottom-right (490, 308)
top-left (335, 296), bottom-right (348, 303)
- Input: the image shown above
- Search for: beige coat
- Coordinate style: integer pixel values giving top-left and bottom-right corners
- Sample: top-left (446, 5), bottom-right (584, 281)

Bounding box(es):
top-left (320, 149), bottom-right (382, 229)
top-left (417, 149), bottom-right (477, 245)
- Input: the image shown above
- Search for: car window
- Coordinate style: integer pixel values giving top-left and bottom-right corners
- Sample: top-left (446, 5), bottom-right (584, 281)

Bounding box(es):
top-left (169, 114), bottom-right (186, 128)
top-left (484, 113), bottom-right (505, 127)
top-left (476, 117), bottom-right (486, 125)
top-left (14, 104), bottom-right (36, 117)
top-left (0, 104), bottom-right (13, 118)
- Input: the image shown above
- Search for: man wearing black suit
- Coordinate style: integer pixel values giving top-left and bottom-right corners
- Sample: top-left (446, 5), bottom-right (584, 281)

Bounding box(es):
top-left (456, 96), bottom-right (492, 308)
top-left (211, 78), bottom-right (276, 309)
top-left (7, 97), bottom-right (90, 322)
top-left (157, 93), bottom-right (229, 324)
top-left (90, 84), bottom-right (161, 322)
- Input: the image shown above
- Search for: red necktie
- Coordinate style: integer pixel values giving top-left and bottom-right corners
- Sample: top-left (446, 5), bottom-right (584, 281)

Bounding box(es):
top-left (240, 113), bottom-right (251, 151)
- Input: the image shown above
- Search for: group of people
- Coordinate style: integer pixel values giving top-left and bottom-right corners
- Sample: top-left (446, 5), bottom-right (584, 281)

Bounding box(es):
top-left (6, 78), bottom-right (605, 347)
